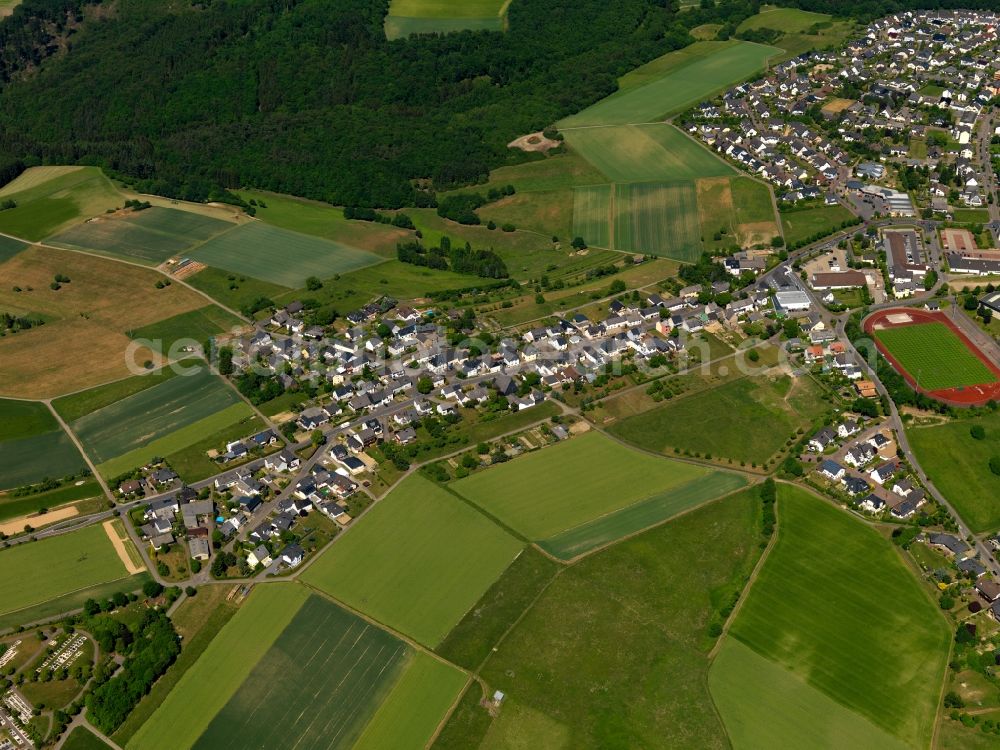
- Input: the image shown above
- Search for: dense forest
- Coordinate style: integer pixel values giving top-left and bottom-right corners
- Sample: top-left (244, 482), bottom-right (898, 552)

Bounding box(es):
top-left (0, 0), bottom-right (767, 207)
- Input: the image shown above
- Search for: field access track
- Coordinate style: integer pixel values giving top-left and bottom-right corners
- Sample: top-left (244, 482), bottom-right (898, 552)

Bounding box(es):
top-left (865, 307), bottom-right (1000, 405)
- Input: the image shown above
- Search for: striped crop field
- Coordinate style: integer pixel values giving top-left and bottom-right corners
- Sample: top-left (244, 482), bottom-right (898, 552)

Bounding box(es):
top-left (571, 185), bottom-right (612, 248)
top-left (613, 181), bottom-right (701, 261)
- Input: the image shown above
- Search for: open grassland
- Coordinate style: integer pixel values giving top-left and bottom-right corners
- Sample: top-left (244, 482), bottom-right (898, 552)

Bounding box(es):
top-left (189, 222), bottom-right (382, 287)
top-left (129, 305), bottom-right (244, 356)
top-left (48, 207), bottom-right (235, 265)
top-left (560, 41), bottom-right (780, 128)
top-left (0, 573), bottom-right (150, 633)
top-left (385, 0), bottom-right (508, 39)
top-left (0, 398), bottom-right (58, 440)
top-left (571, 185), bottom-right (611, 248)
top-left (907, 411), bottom-right (1000, 532)
top-left (193, 594), bottom-right (409, 750)
top-left (451, 431), bottom-right (714, 539)
top-left (0, 429), bottom-right (88, 489)
top-left (0, 167), bottom-right (122, 241)
top-left (466, 152), bottom-right (607, 193)
top-left (70, 366), bottom-right (242, 466)
top-left (0, 479), bottom-right (102, 523)
top-left (479, 188), bottom-right (575, 241)
top-left (564, 124), bottom-right (731, 183)
top-left (0, 235), bottom-right (28, 262)
top-left (353, 652), bottom-right (468, 750)
top-left (738, 6), bottom-right (855, 58)
top-left (727, 485), bottom-right (950, 747)
top-left (737, 5), bottom-right (831, 33)
top-left (52, 364), bottom-right (183, 422)
top-left (0, 524), bottom-right (128, 618)
top-left (540, 471), bottom-right (749, 560)
top-left (448, 490), bottom-right (763, 748)
top-left (62, 727), bottom-right (112, 750)
top-left (436, 547), bottom-right (559, 670)
top-left (0, 246), bottom-right (206, 398)
top-left (235, 190), bottom-right (409, 255)
top-left (780, 203), bottom-right (855, 245)
top-left (609, 374), bottom-right (827, 466)
top-left (185, 266), bottom-right (291, 314)
top-left (128, 583), bottom-right (310, 750)
top-left (700, 176), bottom-right (778, 251)
top-left (710, 639), bottom-right (908, 750)
top-left (614, 181), bottom-right (701, 260)
top-left (875, 321), bottom-right (996, 391)
top-left (302, 474), bottom-right (522, 647)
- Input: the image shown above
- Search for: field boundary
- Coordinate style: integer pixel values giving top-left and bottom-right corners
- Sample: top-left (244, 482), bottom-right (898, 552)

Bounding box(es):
top-left (104, 519), bottom-right (145, 575)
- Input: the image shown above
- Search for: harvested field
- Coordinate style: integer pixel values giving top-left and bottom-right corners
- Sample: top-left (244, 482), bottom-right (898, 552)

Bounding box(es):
top-left (0, 505), bottom-right (79, 537)
top-left (189, 221), bottom-right (381, 287)
top-left (104, 519), bottom-right (145, 574)
top-left (0, 245), bottom-right (207, 398)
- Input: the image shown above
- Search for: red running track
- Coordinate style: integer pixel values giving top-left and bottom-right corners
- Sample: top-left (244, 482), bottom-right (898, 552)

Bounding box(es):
top-left (863, 307), bottom-right (1000, 406)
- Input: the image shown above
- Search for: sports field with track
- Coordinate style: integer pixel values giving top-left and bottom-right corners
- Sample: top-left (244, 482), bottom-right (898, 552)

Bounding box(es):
top-left (874, 321), bottom-right (996, 391)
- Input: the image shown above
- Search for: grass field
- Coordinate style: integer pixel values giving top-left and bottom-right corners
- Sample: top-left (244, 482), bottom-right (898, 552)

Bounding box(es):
top-left (710, 639), bottom-right (908, 750)
top-left (780, 203), bottom-right (855, 245)
top-left (614, 181), bottom-right (702, 260)
top-left (129, 584), bottom-right (310, 750)
top-left (451, 431), bottom-right (716, 539)
top-left (129, 305), bottom-right (244, 356)
top-left (737, 5), bottom-right (831, 33)
top-left (539, 471), bottom-right (749, 559)
top-left (48, 207), bottom-right (235, 264)
top-left (189, 221), bottom-right (382, 287)
top-left (449, 489), bottom-right (763, 748)
top-left (907, 411), bottom-right (1000, 532)
top-left (952, 208), bottom-right (990, 224)
top-left (0, 399), bottom-right (86, 489)
top-left (564, 124), bottom-right (732, 183)
top-left (52, 364), bottom-right (183, 422)
top-left (62, 727), bottom-right (113, 750)
top-left (0, 572), bottom-right (150, 633)
top-left (71, 366), bottom-right (241, 466)
top-left (571, 185), bottom-right (611, 248)
top-left (184, 266), bottom-right (292, 315)
top-left (0, 234), bottom-right (28, 262)
top-left (235, 190), bottom-right (409, 255)
top-left (0, 524), bottom-right (128, 618)
top-left (560, 41), bottom-right (780, 128)
top-left (0, 479), bottom-right (102, 523)
top-left (874, 321), bottom-right (997, 391)
top-left (193, 594), bottom-right (409, 750)
top-left (726, 485), bottom-right (950, 747)
top-left (0, 167), bottom-right (123, 241)
top-left (353, 652), bottom-right (468, 750)
top-left (436, 547), bottom-right (559, 670)
top-left (700, 176), bottom-right (779, 250)
top-left (0, 245), bottom-right (207, 398)
top-left (385, 0), bottom-right (509, 39)
top-left (609, 374), bottom-right (827, 466)
top-left (302, 474), bottom-right (522, 646)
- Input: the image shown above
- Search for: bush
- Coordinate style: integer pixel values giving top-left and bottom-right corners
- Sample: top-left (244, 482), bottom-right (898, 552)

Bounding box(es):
top-left (990, 456), bottom-right (1000, 476)
top-left (971, 425), bottom-right (986, 440)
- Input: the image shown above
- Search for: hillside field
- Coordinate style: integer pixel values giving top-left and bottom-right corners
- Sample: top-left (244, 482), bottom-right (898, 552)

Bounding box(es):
top-left (450, 431), bottom-right (726, 540)
top-left (0, 245), bottom-right (208, 398)
top-left (188, 222), bottom-right (382, 287)
top-left (720, 485), bottom-right (950, 748)
top-left (737, 5), bottom-right (832, 33)
top-left (48, 207), bottom-right (235, 264)
top-left (441, 488), bottom-right (763, 748)
top-left (0, 399), bottom-right (87, 489)
top-left (0, 167), bottom-right (122, 240)
top-left (559, 41), bottom-right (780, 128)
top-left (301, 473), bottom-right (522, 646)
top-left (0, 524), bottom-right (130, 618)
top-left (571, 185), bottom-right (611, 248)
top-left (907, 411), bottom-right (1000, 532)
top-left (613, 181), bottom-right (701, 260)
top-left (385, 0), bottom-right (509, 39)
top-left (608, 374), bottom-right (827, 466)
top-left (564, 123), bottom-right (731, 183)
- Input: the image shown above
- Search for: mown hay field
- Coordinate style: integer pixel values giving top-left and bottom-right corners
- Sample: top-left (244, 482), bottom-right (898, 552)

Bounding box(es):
top-left (302, 474), bottom-right (523, 647)
top-left (49, 207), bottom-right (235, 265)
top-left (724, 485), bottom-right (950, 748)
top-left (0, 524), bottom-right (129, 617)
top-left (189, 220), bottom-right (382, 287)
top-left (0, 167), bottom-right (123, 240)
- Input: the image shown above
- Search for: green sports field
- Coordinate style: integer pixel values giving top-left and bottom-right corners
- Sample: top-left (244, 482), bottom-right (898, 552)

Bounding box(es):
top-left (449, 489), bottom-right (763, 748)
top-left (0, 399), bottom-right (87, 489)
top-left (559, 41), bottom-right (780, 128)
top-left (48, 207), bottom-right (234, 264)
top-left (710, 640), bottom-right (908, 750)
top-left (564, 124), bottom-right (732, 183)
top-left (451, 431), bottom-right (721, 540)
top-left (613, 181), bottom-right (701, 260)
top-left (0, 524), bottom-right (129, 617)
top-left (302, 474), bottom-right (522, 646)
top-left (0, 167), bottom-right (123, 241)
top-left (609, 374), bottom-right (827, 465)
top-left (571, 185), bottom-right (611, 248)
top-left (70, 366), bottom-right (242, 466)
top-left (907, 410), bottom-right (1000, 532)
top-left (874, 321), bottom-right (997, 391)
top-left (384, 0), bottom-right (508, 39)
top-left (189, 221), bottom-right (382, 287)
top-left (725, 485), bottom-right (950, 747)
